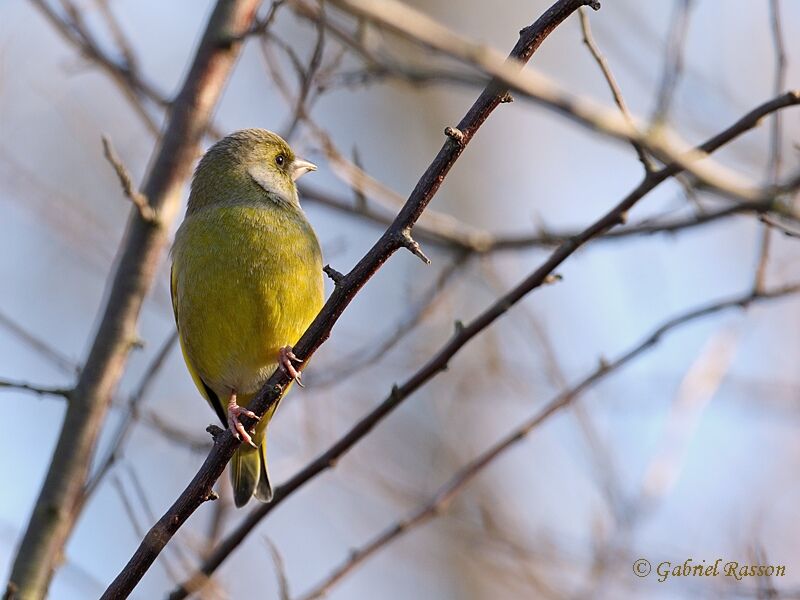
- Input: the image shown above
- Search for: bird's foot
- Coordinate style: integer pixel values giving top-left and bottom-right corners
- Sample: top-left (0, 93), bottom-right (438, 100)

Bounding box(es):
top-left (279, 345), bottom-right (304, 387)
top-left (227, 393), bottom-right (259, 448)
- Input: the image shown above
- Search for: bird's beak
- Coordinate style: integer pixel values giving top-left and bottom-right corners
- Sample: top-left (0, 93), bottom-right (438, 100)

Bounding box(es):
top-left (290, 158), bottom-right (317, 181)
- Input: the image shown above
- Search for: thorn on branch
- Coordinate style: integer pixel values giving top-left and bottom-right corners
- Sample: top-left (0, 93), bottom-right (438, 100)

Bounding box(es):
top-left (399, 230), bottom-right (431, 265)
top-left (499, 92), bottom-right (514, 103)
top-left (323, 264), bottom-right (345, 285)
top-left (204, 490), bottom-right (219, 502)
top-left (206, 425), bottom-right (224, 440)
top-left (444, 126), bottom-right (465, 144)
top-left (453, 319), bottom-right (465, 335)
top-left (101, 135), bottom-right (159, 224)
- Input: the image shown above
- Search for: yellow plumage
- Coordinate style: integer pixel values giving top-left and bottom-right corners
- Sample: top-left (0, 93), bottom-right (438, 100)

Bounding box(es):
top-left (170, 129), bottom-right (324, 506)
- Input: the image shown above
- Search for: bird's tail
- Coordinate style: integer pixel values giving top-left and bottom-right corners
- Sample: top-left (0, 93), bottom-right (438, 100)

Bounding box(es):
top-left (230, 400), bottom-right (277, 507)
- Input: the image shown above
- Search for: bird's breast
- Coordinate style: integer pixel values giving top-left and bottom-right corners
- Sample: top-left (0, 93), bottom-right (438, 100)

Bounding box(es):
top-left (173, 203), bottom-right (324, 395)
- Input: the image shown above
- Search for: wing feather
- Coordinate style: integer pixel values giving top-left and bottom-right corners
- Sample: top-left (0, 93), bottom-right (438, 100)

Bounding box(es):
top-left (171, 264), bottom-right (227, 424)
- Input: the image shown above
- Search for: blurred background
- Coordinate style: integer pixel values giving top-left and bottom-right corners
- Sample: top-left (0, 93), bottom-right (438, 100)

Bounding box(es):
top-left (1, 0), bottom-right (800, 598)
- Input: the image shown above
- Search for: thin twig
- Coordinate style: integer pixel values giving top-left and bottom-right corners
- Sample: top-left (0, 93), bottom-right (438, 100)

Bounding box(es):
top-left (0, 378), bottom-right (71, 398)
top-left (651, 0), bottom-right (692, 125)
top-left (295, 282), bottom-right (800, 600)
top-left (314, 252), bottom-right (470, 386)
top-left (101, 135), bottom-right (158, 223)
top-left (266, 538), bottom-right (291, 600)
top-left (759, 214), bottom-right (800, 239)
top-left (579, 8), bottom-right (653, 172)
top-left (29, 0), bottom-right (164, 135)
top-left (111, 474), bottom-right (184, 585)
top-left (83, 331), bottom-right (179, 500)
top-left (754, 0), bottom-right (788, 294)
top-left (0, 309), bottom-right (78, 374)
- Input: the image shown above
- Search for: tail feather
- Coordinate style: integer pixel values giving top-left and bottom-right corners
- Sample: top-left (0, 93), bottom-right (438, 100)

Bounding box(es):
top-left (254, 440), bottom-right (273, 502)
top-left (230, 445), bottom-right (260, 508)
top-left (229, 394), bottom-right (281, 507)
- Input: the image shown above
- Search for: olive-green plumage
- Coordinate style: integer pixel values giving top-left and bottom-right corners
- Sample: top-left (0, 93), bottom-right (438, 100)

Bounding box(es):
top-left (171, 129), bottom-right (324, 507)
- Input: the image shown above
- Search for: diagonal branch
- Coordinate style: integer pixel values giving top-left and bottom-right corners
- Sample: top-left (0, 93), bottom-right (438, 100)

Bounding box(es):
top-left (326, 0), bottom-right (794, 202)
top-left (5, 2), bottom-right (261, 599)
top-left (98, 2), bottom-right (602, 597)
top-left (296, 281), bottom-right (800, 600)
top-left (170, 89), bottom-right (800, 598)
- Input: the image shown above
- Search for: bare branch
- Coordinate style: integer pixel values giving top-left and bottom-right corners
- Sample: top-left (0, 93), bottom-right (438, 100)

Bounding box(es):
top-left (6, 2), bottom-right (261, 598)
top-left (754, 0), bottom-right (788, 293)
top-left (296, 282), bottom-right (800, 600)
top-left (578, 8), bottom-right (653, 172)
top-left (301, 184), bottom-right (800, 253)
top-left (0, 309), bottom-right (78, 374)
top-left (0, 378), bottom-right (71, 398)
top-left (101, 135), bottom-right (158, 224)
top-left (759, 214), bottom-right (800, 239)
top-left (29, 0), bottom-right (164, 135)
top-left (266, 538), bottom-right (291, 600)
top-left (314, 252), bottom-right (469, 386)
top-left (171, 91), bottom-right (800, 597)
top-left (327, 0), bottom-right (796, 201)
top-left (83, 332), bottom-right (179, 500)
top-left (103, 3), bottom-right (604, 597)
top-left (651, 0), bottom-right (693, 125)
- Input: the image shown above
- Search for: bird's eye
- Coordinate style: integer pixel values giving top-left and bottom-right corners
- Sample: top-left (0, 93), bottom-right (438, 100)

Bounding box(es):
top-left (275, 154), bottom-right (285, 167)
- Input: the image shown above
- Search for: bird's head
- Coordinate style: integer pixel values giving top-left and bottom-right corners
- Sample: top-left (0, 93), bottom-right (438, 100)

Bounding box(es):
top-left (188, 129), bottom-right (316, 214)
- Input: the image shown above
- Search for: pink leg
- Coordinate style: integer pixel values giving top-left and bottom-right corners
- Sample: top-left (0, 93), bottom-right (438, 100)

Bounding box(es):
top-left (279, 345), bottom-right (304, 387)
top-left (227, 391), bottom-right (258, 448)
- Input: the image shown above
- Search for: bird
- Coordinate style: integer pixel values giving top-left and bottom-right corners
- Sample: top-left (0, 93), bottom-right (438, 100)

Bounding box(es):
top-left (170, 129), bottom-right (324, 507)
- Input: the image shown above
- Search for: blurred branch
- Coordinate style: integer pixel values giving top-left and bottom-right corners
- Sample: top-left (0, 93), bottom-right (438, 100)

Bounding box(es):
top-left (171, 90), bottom-right (800, 597)
top-left (640, 327), bottom-right (738, 503)
top-left (139, 410), bottom-right (212, 453)
top-left (579, 8), bottom-right (653, 172)
top-left (0, 310), bottom-right (78, 374)
top-left (302, 184), bottom-right (798, 253)
top-left (111, 474), bottom-right (184, 585)
top-left (98, 2), bottom-right (604, 597)
top-left (314, 251), bottom-right (469, 387)
top-left (101, 135), bottom-right (158, 223)
top-left (0, 378), bottom-right (70, 398)
top-left (325, 0), bottom-right (798, 202)
top-left (266, 538), bottom-right (291, 600)
top-left (29, 0), bottom-right (165, 135)
top-left (759, 214), bottom-right (800, 239)
top-left (83, 331), bottom-right (178, 501)
top-left (754, 0), bottom-right (787, 293)
top-left (650, 0), bottom-right (693, 125)
top-left (5, 2), bottom-right (261, 599)
top-left (33, 0), bottom-right (800, 257)
top-left (296, 282), bottom-right (800, 600)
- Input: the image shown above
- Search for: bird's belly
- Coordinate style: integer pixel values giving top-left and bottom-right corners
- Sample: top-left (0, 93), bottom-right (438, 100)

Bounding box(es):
top-left (178, 254), bottom-right (320, 397)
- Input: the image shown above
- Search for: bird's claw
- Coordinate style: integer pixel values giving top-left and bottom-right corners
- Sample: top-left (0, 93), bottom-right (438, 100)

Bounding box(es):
top-left (227, 401), bottom-right (259, 448)
top-left (279, 345), bottom-right (304, 387)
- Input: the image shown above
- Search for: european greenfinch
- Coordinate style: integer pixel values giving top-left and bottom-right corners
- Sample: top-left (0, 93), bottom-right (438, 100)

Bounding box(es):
top-left (170, 129), bottom-right (324, 507)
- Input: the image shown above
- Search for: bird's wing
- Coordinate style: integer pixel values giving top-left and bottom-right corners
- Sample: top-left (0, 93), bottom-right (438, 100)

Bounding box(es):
top-left (170, 264), bottom-right (227, 425)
